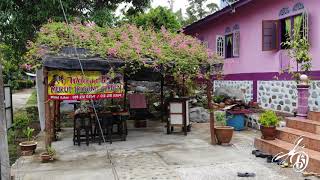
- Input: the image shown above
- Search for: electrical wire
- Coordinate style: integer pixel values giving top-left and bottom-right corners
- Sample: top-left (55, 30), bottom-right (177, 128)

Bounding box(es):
top-left (58, 1), bottom-right (119, 179)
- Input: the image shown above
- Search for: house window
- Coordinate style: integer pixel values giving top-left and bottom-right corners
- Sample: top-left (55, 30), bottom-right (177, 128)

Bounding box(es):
top-left (262, 20), bottom-right (278, 51)
top-left (233, 31), bottom-right (240, 57)
top-left (225, 34), bottom-right (233, 58)
top-left (262, 11), bottom-right (308, 51)
top-left (280, 17), bottom-right (291, 49)
top-left (216, 36), bottom-right (224, 57)
top-left (216, 28), bottom-right (240, 58)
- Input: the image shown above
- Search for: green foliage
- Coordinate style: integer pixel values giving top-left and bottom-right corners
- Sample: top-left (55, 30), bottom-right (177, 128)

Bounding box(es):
top-left (132, 7), bottom-right (182, 32)
top-left (185, 0), bottom-right (219, 25)
top-left (213, 95), bottom-right (226, 103)
top-left (0, 0), bottom-right (151, 53)
top-left (90, 8), bottom-right (117, 28)
top-left (215, 111), bottom-right (226, 126)
top-left (26, 90), bottom-right (37, 106)
top-left (26, 22), bottom-right (222, 95)
top-left (0, 44), bottom-right (23, 89)
top-left (13, 111), bottom-right (30, 130)
top-left (282, 19), bottom-right (312, 81)
top-left (23, 127), bottom-right (35, 141)
top-left (46, 145), bottom-right (56, 157)
top-left (259, 110), bottom-right (279, 127)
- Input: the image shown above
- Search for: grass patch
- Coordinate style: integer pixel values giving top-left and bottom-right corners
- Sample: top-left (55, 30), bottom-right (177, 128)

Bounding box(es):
top-left (26, 90), bottom-right (37, 106)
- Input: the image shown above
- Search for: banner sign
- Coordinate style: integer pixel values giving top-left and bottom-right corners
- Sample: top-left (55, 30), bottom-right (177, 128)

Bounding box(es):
top-left (48, 71), bottom-right (124, 100)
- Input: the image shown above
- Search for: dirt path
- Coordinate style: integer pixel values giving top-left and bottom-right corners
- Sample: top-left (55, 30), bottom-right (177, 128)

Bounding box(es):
top-left (12, 88), bottom-right (34, 112)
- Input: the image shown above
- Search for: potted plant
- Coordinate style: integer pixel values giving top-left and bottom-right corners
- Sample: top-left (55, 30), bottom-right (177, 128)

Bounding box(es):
top-left (40, 146), bottom-right (56, 163)
top-left (19, 127), bottom-right (37, 154)
top-left (214, 111), bottom-right (234, 144)
top-left (259, 110), bottom-right (279, 140)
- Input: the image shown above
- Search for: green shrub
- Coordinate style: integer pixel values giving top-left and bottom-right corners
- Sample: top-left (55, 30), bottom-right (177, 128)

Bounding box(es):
top-left (259, 110), bottom-right (279, 127)
top-left (15, 80), bottom-right (34, 89)
top-left (26, 90), bottom-right (37, 106)
top-left (13, 111), bottom-right (30, 130)
top-left (46, 145), bottom-right (56, 157)
top-left (23, 127), bottom-right (35, 141)
top-left (213, 95), bottom-right (227, 103)
top-left (215, 111), bottom-right (226, 126)
top-left (26, 105), bottom-right (39, 121)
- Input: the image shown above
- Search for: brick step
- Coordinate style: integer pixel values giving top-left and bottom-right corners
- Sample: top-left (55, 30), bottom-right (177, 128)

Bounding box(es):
top-left (277, 127), bottom-right (320, 152)
top-left (308, 112), bottom-right (320, 122)
top-left (254, 138), bottom-right (320, 173)
top-left (286, 117), bottom-right (320, 134)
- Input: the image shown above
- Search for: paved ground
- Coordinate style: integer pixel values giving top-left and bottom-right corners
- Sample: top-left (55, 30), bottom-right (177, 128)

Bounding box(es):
top-left (11, 121), bottom-right (315, 180)
top-left (12, 88), bottom-right (34, 112)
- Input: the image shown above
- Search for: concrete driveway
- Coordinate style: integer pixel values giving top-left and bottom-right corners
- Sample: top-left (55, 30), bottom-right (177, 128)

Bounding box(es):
top-left (11, 122), bottom-right (314, 180)
top-left (12, 88), bottom-right (34, 112)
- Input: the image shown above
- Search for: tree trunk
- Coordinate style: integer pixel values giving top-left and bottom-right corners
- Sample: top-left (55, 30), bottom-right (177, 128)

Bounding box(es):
top-left (0, 64), bottom-right (11, 179)
top-left (206, 79), bottom-right (216, 145)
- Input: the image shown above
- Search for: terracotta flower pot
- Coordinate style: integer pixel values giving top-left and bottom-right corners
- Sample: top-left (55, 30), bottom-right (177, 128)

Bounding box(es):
top-left (214, 126), bottom-right (234, 144)
top-left (40, 153), bottom-right (53, 163)
top-left (19, 141), bottom-right (37, 154)
top-left (218, 102), bottom-right (225, 108)
top-left (260, 125), bottom-right (276, 140)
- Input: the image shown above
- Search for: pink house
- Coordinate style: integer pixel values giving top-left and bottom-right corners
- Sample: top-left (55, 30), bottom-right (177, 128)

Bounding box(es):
top-left (184, 0), bottom-right (320, 113)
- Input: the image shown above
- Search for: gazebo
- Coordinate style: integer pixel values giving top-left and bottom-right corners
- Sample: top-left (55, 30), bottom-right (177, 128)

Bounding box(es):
top-left (27, 22), bottom-right (222, 147)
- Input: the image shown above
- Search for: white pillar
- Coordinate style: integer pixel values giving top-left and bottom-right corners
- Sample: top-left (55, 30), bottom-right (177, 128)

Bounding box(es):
top-left (36, 68), bottom-right (45, 131)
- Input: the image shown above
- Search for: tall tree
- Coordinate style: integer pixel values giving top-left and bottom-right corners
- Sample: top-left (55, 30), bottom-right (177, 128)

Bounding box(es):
top-left (168, 0), bottom-right (175, 11)
top-left (185, 0), bottom-right (219, 25)
top-left (0, 0), bottom-right (151, 53)
top-left (132, 6), bottom-right (181, 32)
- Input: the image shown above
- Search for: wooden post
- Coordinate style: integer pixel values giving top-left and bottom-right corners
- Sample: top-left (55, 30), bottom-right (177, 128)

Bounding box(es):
top-left (44, 68), bottom-right (52, 147)
top-left (160, 75), bottom-right (164, 122)
top-left (182, 100), bottom-right (187, 136)
top-left (0, 63), bottom-right (10, 180)
top-left (57, 101), bottom-right (61, 132)
top-left (207, 79), bottom-right (216, 144)
top-left (123, 76), bottom-right (128, 110)
top-left (52, 100), bottom-right (57, 141)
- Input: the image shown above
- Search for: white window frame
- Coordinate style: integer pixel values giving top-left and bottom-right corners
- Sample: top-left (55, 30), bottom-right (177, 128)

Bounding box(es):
top-left (233, 30), bottom-right (240, 57)
top-left (216, 35), bottom-right (225, 58)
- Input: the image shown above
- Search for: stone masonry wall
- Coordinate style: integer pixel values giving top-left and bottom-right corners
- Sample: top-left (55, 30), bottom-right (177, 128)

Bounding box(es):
top-left (258, 81), bottom-right (320, 113)
top-left (214, 80), bottom-right (320, 113)
top-left (214, 81), bottom-right (253, 102)
top-left (258, 81), bottom-right (297, 113)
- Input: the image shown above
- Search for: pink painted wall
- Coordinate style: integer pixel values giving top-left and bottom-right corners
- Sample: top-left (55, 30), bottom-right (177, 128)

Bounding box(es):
top-left (188, 0), bottom-right (320, 75)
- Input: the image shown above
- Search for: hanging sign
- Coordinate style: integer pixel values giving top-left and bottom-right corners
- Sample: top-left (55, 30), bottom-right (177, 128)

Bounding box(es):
top-left (48, 71), bottom-right (124, 100)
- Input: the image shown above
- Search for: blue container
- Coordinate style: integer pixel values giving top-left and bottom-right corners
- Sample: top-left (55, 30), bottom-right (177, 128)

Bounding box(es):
top-left (226, 113), bottom-right (245, 131)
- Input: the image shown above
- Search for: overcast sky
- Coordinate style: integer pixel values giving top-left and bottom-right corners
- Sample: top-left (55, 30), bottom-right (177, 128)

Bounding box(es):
top-left (117, 0), bottom-right (221, 17)
top-left (152, 0), bottom-right (220, 15)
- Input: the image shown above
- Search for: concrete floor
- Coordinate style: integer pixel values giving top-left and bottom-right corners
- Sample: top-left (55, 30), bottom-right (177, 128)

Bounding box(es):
top-left (11, 121), bottom-right (314, 180)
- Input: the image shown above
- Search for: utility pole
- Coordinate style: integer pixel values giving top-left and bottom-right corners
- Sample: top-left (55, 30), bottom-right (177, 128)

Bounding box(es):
top-left (0, 64), bottom-right (10, 180)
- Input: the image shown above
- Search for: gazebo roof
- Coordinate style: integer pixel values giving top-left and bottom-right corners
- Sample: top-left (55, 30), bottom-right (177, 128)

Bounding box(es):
top-left (42, 53), bottom-right (161, 81)
top-left (43, 55), bottom-right (124, 71)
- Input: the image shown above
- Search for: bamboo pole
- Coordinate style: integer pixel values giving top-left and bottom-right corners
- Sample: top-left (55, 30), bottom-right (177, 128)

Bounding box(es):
top-left (0, 63), bottom-right (10, 180)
